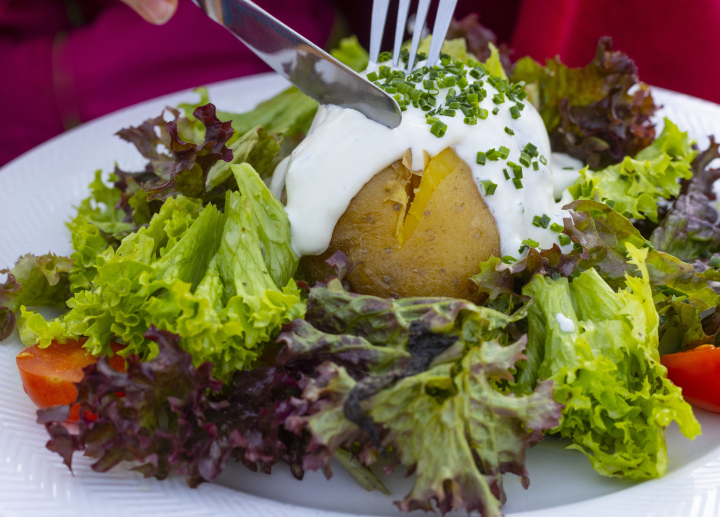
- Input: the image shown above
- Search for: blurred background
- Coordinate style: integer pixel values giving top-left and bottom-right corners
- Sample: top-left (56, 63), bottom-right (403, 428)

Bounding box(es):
top-left (0, 0), bottom-right (715, 167)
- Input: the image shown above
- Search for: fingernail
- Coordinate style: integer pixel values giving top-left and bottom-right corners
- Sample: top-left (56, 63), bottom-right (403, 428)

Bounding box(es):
top-left (142, 0), bottom-right (175, 24)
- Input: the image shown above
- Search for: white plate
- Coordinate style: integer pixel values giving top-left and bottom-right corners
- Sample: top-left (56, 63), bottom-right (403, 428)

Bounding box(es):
top-left (2, 74), bottom-right (720, 517)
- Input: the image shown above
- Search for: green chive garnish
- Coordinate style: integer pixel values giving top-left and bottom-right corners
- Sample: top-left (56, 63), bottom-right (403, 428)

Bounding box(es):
top-left (550, 223), bottom-right (564, 233)
top-left (479, 180), bottom-right (497, 196)
top-left (476, 152), bottom-right (487, 165)
top-left (430, 120), bottom-right (447, 137)
top-left (505, 126), bottom-right (515, 135)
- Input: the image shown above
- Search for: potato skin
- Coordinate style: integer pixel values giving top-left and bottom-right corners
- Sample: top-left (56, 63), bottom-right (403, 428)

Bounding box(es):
top-left (300, 149), bottom-right (501, 301)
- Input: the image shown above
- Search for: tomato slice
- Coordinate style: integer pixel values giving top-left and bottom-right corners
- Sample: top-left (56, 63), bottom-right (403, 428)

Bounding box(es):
top-left (16, 339), bottom-right (126, 421)
top-left (661, 344), bottom-right (720, 412)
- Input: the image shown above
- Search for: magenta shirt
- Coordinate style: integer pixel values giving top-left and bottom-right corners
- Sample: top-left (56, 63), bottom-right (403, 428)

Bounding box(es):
top-left (0, 0), bottom-right (335, 166)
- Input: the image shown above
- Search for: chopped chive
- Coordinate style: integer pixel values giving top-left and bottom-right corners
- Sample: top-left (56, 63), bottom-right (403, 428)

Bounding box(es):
top-left (479, 180), bottom-right (497, 196)
top-left (423, 79), bottom-right (434, 89)
top-left (498, 146), bottom-right (510, 159)
top-left (504, 126), bottom-right (515, 135)
top-left (562, 166), bottom-right (574, 170)
top-left (366, 71), bottom-right (379, 82)
top-left (507, 161), bottom-right (522, 175)
top-left (532, 161), bottom-right (539, 171)
top-left (457, 76), bottom-right (469, 88)
top-left (523, 143), bottom-right (538, 157)
top-left (487, 149), bottom-right (500, 161)
top-left (532, 215), bottom-right (551, 228)
top-left (558, 234), bottom-right (571, 246)
top-left (448, 101), bottom-right (460, 109)
top-left (503, 169), bottom-right (510, 180)
top-left (492, 107), bottom-right (499, 115)
top-left (550, 223), bottom-right (564, 233)
top-left (476, 152), bottom-right (487, 165)
top-left (444, 76), bottom-right (456, 87)
top-left (378, 51), bottom-right (392, 62)
top-left (478, 108), bottom-right (489, 119)
top-left (492, 93), bottom-right (505, 104)
top-left (426, 115), bottom-right (439, 125)
top-left (539, 155), bottom-right (548, 165)
top-left (519, 153), bottom-right (531, 167)
top-left (522, 238), bottom-right (539, 248)
top-left (384, 86), bottom-right (397, 94)
top-left (513, 178), bottom-right (523, 189)
top-left (466, 93), bottom-right (478, 103)
top-left (441, 109), bottom-right (456, 117)
top-left (502, 255), bottom-right (517, 264)
top-left (509, 105), bottom-right (521, 119)
top-left (430, 120), bottom-right (447, 137)
top-left (464, 116), bottom-right (478, 125)
top-left (517, 102), bottom-right (525, 111)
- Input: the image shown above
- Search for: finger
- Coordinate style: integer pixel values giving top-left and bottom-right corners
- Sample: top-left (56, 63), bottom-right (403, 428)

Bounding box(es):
top-left (122, 0), bottom-right (178, 25)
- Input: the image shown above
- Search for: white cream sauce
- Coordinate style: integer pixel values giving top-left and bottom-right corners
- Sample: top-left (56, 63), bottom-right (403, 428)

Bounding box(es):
top-left (275, 61), bottom-right (574, 258)
top-left (550, 153), bottom-right (583, 201)
top-left (555, 313), bottom-right (576, 333)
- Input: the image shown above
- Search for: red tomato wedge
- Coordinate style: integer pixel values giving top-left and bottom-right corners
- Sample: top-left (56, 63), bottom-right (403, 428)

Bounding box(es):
top-left (661, 344), bottom-right (720, 413)
top-left (16, 339), bottom-right (126, 421)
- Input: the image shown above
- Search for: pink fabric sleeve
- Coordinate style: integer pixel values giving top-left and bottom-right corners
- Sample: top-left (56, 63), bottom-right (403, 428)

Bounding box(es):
top-left (0, 0), bottom-right (335, 166)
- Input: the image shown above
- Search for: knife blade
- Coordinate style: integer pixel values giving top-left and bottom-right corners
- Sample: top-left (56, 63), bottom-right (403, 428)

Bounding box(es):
top-left (191, 0), bottom-right (402, 129)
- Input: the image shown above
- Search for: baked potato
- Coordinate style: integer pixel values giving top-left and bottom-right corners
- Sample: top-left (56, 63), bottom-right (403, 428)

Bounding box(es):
top-left (300, 148), bottom-right (501, 301)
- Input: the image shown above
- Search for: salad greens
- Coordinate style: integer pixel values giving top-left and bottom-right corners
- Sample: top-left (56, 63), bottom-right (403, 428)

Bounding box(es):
top-left (569, 119), bottom-right (696, 222)
top-left (2, 17), bottom-right (717, 517)
top-left (513, 36), bottom-right (657, 170)
top-left (517, 244), bottom-right (700, 479)
top-left (21, 164), bottom-right (305, 380)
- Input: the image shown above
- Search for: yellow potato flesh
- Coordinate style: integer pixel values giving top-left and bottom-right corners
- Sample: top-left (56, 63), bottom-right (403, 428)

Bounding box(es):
top-left (299, 148), bottom-right (501, 301)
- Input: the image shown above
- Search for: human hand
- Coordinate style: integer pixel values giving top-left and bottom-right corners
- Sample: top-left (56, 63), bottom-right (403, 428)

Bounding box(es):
top-left (121, 0), bottom-right (178, 24)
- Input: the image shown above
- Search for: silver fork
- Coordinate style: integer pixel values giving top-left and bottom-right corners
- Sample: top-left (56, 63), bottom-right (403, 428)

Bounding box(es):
top-left (369, 0), bottom-right (459, 73)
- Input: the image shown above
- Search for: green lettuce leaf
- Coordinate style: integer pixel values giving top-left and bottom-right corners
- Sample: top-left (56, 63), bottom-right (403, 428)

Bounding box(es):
top-left (205, 126), bottom-right (281, 190)
top-left (19, 164), bottom-right (304, 379)
top-left (331, 36), bottom-right (370, 73)
top-left (296, 338), bottom-right (561, 516)
top-left (0, 253), bottom-right (73, 340)
top-left (568, 119), bottom-right (696, 222)
top-left (66, 170), bottom-right (134, 291)
top-left (517, 243), bottom-right (700, 479)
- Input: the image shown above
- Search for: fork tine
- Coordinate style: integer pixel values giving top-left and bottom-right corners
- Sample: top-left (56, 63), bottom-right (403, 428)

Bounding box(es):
top-left (392, 0), bottom-right (411, 68)
top-left (369, 0), bottom-right (390, 64)
top-left (426, 0), bottom-right (459, 67)
top-left (405, 0), bottom-right (432, 73)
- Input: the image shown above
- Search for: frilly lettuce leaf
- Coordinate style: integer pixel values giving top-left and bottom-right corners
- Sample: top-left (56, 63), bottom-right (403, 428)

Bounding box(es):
top-left (115, 103), bottom-right (234, 203)
top-left (512, 37), bottom-right (657, 169)
top-left (66, 170), bottom-right (134, 291)
top-left (38, 327), bottom-right (308, 485)
top-left (0, 253), bottom-right (73, 340)
top-left (650, 137), bottom-right (720, 262)
top-left (295, 338), bottom-right (561, 516)
top-left (20, 164), bottom-right (303, 380)
top-left (471, 245), bottom-right (583, 313)
top-left (568, 119), bottom-right (696, 222)
top-left (517, 243), bottom-right (700, 479)
top-left (304, 268), bottom-right (525, 349)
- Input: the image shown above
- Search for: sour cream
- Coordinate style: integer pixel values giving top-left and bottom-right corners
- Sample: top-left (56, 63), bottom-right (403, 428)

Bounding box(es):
top-left (274, 61), bottom-right (573, 258)
top-left (555, 313), bottom-right (576, 333)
